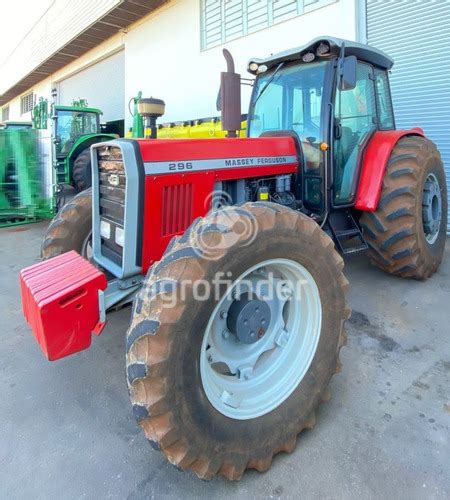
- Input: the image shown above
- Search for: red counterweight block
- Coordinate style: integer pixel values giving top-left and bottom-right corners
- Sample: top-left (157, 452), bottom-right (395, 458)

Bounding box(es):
top-left (19, 251), bottom-right (108, 361)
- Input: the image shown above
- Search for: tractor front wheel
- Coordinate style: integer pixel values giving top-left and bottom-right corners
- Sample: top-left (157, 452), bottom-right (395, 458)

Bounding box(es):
top-left (41, 188), bottom-right (92, 259)
top-left (72, 147), bottom-right (92, 191)
top-left (360, 135), bottom-right (447, 279)
top-left (126, 202), bottom-right (350, 480)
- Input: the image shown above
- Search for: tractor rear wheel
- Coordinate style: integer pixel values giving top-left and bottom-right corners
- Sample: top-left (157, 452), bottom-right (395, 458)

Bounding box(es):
top-left (41, 188), bottom-right (92, 259)
top-left (126, 202), bottom-right (350, 480)
top-left (72, 147), bottom-right (92, 191)
top-left (360, 136), bottom-right (447, 279)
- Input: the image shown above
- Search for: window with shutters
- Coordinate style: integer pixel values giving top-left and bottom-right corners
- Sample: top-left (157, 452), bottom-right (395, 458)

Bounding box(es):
top-left (1, 106), bottom-right (9, 122)
top-left (20, 92), bottom-right (34, 115)
top-left (200, 0), bottom-right (338, 50)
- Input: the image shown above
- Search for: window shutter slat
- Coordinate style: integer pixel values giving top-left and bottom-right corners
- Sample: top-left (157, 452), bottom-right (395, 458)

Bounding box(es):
top-left (200, 0), bottom-right (336, 50)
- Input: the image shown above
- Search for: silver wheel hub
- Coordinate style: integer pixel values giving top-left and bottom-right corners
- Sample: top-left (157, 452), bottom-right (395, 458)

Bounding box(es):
top-left (422, 173), bottom-right (442, 244)
top-left (200, 258), bottom-right (322, 420)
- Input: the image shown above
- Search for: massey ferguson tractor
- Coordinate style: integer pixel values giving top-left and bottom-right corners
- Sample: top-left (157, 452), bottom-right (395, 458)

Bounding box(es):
top-left (20, 37), bottom-right (447, 480)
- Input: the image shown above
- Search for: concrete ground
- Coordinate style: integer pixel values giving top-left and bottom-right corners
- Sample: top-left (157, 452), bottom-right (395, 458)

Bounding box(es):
top-left (1, 221), bottom-right (449, 499)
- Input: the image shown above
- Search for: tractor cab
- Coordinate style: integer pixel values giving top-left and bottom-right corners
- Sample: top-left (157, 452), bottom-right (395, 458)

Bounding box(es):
top-left (246, 37), bottom-right (395, 216)
top-left (51, 101), bottom-right (116, 189)
top-left (53, 105), bottom-right (101, 155)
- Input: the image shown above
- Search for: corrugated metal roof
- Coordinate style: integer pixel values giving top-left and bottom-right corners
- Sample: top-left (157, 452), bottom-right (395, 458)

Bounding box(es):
top-left (0, 0), bottom-right (167, 106)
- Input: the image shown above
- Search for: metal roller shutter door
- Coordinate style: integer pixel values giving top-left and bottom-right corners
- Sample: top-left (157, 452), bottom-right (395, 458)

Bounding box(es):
top-left (58, 50), bottom-right (124, 122)
top-left (366, 0), bottom-right (450, 231)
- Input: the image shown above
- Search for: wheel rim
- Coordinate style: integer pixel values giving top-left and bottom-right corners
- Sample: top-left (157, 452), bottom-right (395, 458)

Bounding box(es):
top-left (81, 231), bottom-right (93, 259)
top-left (200, 258), bottom-right (322, 420)
top-left (422, 173), bottom-right (442, 244)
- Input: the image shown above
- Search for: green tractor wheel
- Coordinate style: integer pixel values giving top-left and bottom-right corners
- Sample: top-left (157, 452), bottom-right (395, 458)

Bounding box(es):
top-left (72, 147), bottom-right (92, 191)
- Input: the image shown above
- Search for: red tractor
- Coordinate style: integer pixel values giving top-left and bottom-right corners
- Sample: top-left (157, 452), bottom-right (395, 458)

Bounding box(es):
top-left (20, 37), bottom-right (447, 480)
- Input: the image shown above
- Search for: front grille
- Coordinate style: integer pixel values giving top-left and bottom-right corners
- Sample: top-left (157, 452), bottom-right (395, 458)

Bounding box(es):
top-left (97, 146), bottom-right (125, 266)
top-left (161, 183), bottom-right (193, 236)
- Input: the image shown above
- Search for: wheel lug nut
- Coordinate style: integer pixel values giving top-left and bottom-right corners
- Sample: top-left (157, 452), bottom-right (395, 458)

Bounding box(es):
top-left (220, 310), bottom-right (228, 319)
top-left (222, 330), bottom-right (230, 339)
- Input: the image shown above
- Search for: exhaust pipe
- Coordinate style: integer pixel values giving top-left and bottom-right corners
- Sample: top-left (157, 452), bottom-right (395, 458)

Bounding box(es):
top-left (218, 49), bottom-right (241, 138)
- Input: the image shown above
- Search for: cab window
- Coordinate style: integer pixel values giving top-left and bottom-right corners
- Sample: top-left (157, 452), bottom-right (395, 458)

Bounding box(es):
top-left (374, 68), bottom-right (395, 130)
top-left (248, 60), bottom-right (328, 173)
top-left (56, 111), bottom-right (98, 155)
top-left (248, 60), bottom-right (329, 209)
top-left (333, 62), bottom-right (377, 205)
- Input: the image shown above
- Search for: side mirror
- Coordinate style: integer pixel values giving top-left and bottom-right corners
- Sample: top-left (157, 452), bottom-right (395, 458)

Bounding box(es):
top-left (339, 55), bottom-right (357, 91)
top-left (219, 49), bottom-right (241, 137)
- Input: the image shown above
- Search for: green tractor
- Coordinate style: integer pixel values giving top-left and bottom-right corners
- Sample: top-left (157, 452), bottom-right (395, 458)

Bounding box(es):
top-left (50, 99), bottom-right (117, 191)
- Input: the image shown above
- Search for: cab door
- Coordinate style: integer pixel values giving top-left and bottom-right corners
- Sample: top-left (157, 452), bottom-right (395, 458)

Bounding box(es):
top-left (333, 62), bottom-right (378, 205)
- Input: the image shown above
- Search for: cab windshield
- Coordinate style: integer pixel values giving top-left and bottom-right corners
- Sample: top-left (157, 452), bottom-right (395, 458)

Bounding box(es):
top-left (56, 110), bottom-right (99, 155)
top-left (248, 60), bottom-right (329, 170)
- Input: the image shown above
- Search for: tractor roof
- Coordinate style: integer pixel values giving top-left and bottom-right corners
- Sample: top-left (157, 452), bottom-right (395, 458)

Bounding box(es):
top-left (54, 105), bottom-right (102, 114)
top-left (0, 121), bottom-right (33, 129)
top-left (1, 120), bottom-right (32, 126)
top-left (247, 36), bottom-right (394, 74)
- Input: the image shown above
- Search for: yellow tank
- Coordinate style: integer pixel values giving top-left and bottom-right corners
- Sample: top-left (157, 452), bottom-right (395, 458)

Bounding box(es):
top-left (157, 117), bottom-right (247, 139)
top-left (126, 116), bottom-right (247, 139)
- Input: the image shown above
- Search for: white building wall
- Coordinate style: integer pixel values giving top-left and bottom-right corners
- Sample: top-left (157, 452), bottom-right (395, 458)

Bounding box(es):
top-left (4, 33), bottom-right (124, 122)
top-left (124, 0), bottom-right (357, 127)
top-left (57, 50), bottom-right (125, 122)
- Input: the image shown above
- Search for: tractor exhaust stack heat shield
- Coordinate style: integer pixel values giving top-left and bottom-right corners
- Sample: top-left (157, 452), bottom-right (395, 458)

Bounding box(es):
top-left (19, 251), bottom-right (107, 360)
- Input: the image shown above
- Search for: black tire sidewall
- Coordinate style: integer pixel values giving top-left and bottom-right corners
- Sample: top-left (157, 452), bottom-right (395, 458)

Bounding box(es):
top-left (72, 148), bottom-right (92, 191)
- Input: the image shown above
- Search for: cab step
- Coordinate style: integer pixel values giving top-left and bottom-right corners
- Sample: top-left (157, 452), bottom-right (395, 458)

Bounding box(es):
top-left (327, 212), bottom-right (368, 255)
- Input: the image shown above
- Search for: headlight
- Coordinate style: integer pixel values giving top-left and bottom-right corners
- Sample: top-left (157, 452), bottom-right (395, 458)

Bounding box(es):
top-left (316, 42), bottom-right (330, 56)
top-left (249, 62), bottom-right (259, 72)
top-left (302, 52), bottom-right (315, 63)
top-left (257, 64), bottom-right (268, 74)
top-left (115, 226), bottom-right (124, 247)
top-left (100, 220), bottom-right (111, 239)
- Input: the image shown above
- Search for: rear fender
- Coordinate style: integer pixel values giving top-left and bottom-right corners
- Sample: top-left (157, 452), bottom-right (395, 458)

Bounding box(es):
top-left (355, 128), bottom-right (424, 211)
top-left (68, 133), bottom-right (117, 167)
